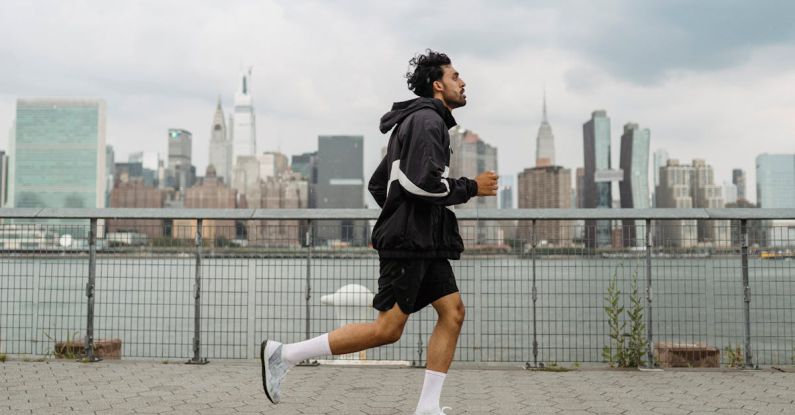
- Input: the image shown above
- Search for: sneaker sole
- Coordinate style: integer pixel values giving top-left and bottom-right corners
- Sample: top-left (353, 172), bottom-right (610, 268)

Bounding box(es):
top-left (260, 340), bottom-right (277, 404)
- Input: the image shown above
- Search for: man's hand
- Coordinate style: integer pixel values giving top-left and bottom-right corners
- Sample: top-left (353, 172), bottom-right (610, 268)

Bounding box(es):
top-left (475, 171), bottom-right (499, 196)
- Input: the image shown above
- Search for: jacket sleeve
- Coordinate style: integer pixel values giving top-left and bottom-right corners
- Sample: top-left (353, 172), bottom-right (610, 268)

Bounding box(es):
top-left (368, 155), bottom-right (389, 208)
top-left (398, 116), bottom-right (478, 206)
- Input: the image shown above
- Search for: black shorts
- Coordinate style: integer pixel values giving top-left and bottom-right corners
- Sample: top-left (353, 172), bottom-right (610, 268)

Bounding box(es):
top-left (372, 258), bottom-right (459, 314)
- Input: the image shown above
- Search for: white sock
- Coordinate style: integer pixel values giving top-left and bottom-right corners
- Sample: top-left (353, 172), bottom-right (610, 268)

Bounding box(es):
top-left (416, 370), bottom-right (447, 412)
top-left (281, 333), bottom-right (332, 365)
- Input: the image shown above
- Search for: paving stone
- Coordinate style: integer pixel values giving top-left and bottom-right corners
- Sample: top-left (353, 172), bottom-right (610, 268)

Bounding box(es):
top-left (0, 361), bottom-right (794, 414)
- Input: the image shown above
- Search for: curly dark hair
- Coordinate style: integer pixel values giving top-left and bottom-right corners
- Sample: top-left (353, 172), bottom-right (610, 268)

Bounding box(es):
top-left (405, 49), bottom-right (451, 98)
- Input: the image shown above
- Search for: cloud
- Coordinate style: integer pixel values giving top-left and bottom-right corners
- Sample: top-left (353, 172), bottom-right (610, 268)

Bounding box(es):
top-left (558, 0), bottom-right (795, 84)
top-left (1, 0), bottom-right (793, 207)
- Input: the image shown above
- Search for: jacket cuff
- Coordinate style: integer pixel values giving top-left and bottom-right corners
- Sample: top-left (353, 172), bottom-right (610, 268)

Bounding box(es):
top-left (468, 179), bottom-right (479, 198)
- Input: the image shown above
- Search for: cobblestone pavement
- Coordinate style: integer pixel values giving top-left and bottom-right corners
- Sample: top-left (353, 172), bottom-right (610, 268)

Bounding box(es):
top-left (1, 361), bottom-right (794, 414)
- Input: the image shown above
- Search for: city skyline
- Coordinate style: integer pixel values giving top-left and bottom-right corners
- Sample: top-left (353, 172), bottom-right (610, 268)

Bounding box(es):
top-left (4, 85), bottom-right (784, 209)
top-left (3, 91), bottom-right (791, 213)
top-left (2, 1), bottom-right (794, 206)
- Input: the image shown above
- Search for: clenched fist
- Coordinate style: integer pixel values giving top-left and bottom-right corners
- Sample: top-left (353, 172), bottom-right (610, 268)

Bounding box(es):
top-left (475, 171), bottom-right (499, 197)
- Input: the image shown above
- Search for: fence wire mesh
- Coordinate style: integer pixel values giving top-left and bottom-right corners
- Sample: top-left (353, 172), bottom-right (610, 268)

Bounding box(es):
top-left (0, 214), bottom-right (793, 368)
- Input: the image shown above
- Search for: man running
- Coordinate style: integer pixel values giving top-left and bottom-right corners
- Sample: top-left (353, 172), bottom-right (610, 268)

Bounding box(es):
top-left (261, 49), bottom-right (499, 415)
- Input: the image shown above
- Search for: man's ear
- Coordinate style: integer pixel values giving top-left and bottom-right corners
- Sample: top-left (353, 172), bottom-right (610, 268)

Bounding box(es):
top-left (433, 80), bottom-right (445, 93)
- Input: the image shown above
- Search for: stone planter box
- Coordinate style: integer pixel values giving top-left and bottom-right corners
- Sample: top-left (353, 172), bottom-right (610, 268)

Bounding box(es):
top-left (654, 342), bottom-right (720, 367)
top-left (54, 339), bottom-right (122, 360)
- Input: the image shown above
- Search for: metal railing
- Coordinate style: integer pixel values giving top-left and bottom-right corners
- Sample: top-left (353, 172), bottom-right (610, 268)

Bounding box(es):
top-left (1, 208), bottom-right (794, 368)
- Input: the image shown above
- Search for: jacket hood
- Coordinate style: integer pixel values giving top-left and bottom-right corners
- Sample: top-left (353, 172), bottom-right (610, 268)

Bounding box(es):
top-left (379, 97), bottom-right (457, 134)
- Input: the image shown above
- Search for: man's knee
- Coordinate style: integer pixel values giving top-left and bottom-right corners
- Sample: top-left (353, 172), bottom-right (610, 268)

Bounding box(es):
top-left (451, 301), bottom-right (466, 328)
top-left (440, 300), bottom-right (465, 329)
top-left (373, 307), bottom-right (407, 345)
top-left (433, 294), bottom-right (466, 329)
top-left (374, 321), bottom-right (404, 345)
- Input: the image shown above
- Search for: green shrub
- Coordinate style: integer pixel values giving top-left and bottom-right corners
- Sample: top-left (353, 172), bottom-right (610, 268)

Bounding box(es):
top-left (603, 268), bottom-right (647, 368)
top-left (602, 276), bottom-right (626, 367)
top-left (724, 344), bottom-right (743, 368)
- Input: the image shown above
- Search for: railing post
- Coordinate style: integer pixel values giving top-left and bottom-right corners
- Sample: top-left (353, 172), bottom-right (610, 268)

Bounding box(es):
top-left (247, 250), bottom-right (256, 359)
top-left (740, 219), bottom-right (754, 368)
top-left (474, 261), bottom-right (482, 362)
top-left (527, 219), bottom-right (539, 368)
top-left (414, 333), bottom-right (425, 367)
top-left (187, 219), bottom-right (208, 364)
top-left (32, 256), bottom-right (40, 355)
top-left (299, 220), bottom-right (318, 366)
top-left (645, 219), bottom-right (654, 367)
top-left (84, 218), bottom-right (101, 362)
top-left (305, 220), bottom-right (313, 342)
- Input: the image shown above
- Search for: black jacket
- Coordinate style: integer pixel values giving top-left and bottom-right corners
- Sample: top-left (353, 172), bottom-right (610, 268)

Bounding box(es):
top-left (368, 97), bottom-right (479, 259)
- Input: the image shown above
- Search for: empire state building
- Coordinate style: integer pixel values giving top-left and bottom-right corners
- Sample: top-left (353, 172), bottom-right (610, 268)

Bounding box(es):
top-left (535, 94), bottom-right (555, 167)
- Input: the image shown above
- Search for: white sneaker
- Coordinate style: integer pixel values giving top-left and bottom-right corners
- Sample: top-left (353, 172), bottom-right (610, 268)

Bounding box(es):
top-left (415, 406), bottom-right (452, 415)
top-left (260, 340), bottom-right (291, 404)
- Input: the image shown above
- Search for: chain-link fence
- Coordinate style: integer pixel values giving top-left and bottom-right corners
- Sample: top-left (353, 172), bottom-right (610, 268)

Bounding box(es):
top-left (1, 209), bottom-right (793, 368)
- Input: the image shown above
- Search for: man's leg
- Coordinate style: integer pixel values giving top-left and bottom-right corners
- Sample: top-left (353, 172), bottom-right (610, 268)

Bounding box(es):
top-left (415, 292), bottom-right (465, 414)
top-left (283, 303), bottom-right (409, 362)
top-left (262, 303), bottom-right (409, 403)
top-left (328, 302), bottom-right (409, 354)
top-left (426, 292), bottom-right (465, 372)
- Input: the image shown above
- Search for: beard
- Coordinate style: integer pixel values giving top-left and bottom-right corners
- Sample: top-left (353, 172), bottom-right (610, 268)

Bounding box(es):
top-left (444, 90), bottom-right (467, 109)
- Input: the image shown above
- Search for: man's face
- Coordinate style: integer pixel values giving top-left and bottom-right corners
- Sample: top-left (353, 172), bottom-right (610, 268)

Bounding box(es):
top-left (435, 64), bottom-right (466, 109)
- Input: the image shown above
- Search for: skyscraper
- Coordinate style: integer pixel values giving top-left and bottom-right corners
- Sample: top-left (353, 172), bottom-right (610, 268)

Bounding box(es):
top-left (105, 145), bottom-right (115, 208)
top-left (230, 69), bottom-right (256, 167)
top-left (619, 123), bottom-right (650, 246)
top-left (231, 155), bottom-right (263, 206)
top-left (653, 150), bottom-right (669, 188)
top-left (258, 152), bottom-right (289, 179)
top-left (291, 152), bottom-right (318, 182)
top-left (250, 172), bottom-right (309, 247)
top-left (652, 149), bottom-right (669, 207)
top-left (209, 97), bottom-right (232, 183)
top-left (619, 123), bottom-right (650, 209)
top-left (0, 150), bottom-right (8, 207)
top-left (499, 175), bottom-right (514, 209)
top-left (129, 151), bottom-right (160, 171)
top-left (756, 154), bottom-right (795, 247)
top-left (449, 126), bottom-right (500, 245)
top-left (315, 135), bottom-right (366, 245)
top-left (291, 151), bottom-right (318, 208)
top-left (230, 151), bottom-right (289, 205)
top-left (583, 110), bottom-right (613, 248)
top-left (167, 128), bottom-right (194, 192)
top-left (517, 166), bottom-right (573, 246)
top-left (691, 159), bottom-right (728, 246)
top-left (114, 162), bottom-right (144, 185)
top-left (723, 182), bottom-right (738, 205)
top-left (8, 98), bottom-right (106, 213)
top-left (691, 159), bottom-right (721, 207)
top-left (655, 158), bottom-right (728, 247)
top-left (128, 151), bottom-right (159, 187)
top-left (4, 123), bottom-right (14, 207)
top-left (756, 154), bottom-right (795, 208)
top-left (655, 159), bottom-right (697, 248)
top-left (732, 168), bottom-right (747, 202)
top-left (173, 165), bottom-right (239, 242)
top-left (535, 93), bottom-right (555, 167)
top-left (575, 167), bottom-right (585, 208)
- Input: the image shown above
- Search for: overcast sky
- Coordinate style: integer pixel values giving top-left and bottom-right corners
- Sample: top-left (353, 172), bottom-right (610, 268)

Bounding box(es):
top-left (1, 0), bottom-right (794, 205)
